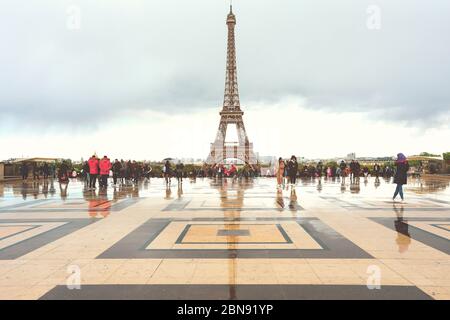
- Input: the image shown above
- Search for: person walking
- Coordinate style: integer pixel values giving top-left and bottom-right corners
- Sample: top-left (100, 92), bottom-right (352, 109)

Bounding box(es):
top-left (126, 160), bottom-right (133, 185)
top-left (349, 160), bottom-right (356, 182)
top-left (354, 161), bottom-right (361, 182)
top-left (50, 163), bottom-right (56, 179)
top-left (43, 163), bottom-right (49, 179)
top-left (143, 162), bottom-right (152, 180)
top-left (228, 164), bottom-right (237, 178)
top-left (393, 153), bottom-right (409, 201)
top-left (326, 167), bottom-right (332, 178)
top-left (88, 155), bottom-right (99, 189)
top-left (112, 159), bottom-right (122, 186)
top-left (82, 161), bottom-right (90, 187)
top-left (58, 161), bottom-right (69, 183)
top-left (163, 160), bottom-right (172, 187)
top-left (20, 163), bottom-right (29, 180)
top-left (384, 165), bottom-right (393, 178)
top-left (217, 164), bottom-right (223, 179)
top-left (176, 161), bottom-right (184, 184)
top-left (363, 166), bottom-right (369, 178)
top-left (287, 155), bottom-right (298, 186)
top-left (120, 159), bottom-right (126, 185)
top-left (373, 163), bottom-right (381, 179)
top-left (283, 160), bottom-right (289, 185)
top-left (339, 160), bottom-right (347, 178)
top-left (32, 163), bottom-right (40, 180)
top-left (99, 156), bottom-right (112, 188)
top-left (133, 161), bottom-right (142, 184)
top-left (316, 161), bottom-right (323, 179)
top-left (276, 158), bottom-right (285, 187)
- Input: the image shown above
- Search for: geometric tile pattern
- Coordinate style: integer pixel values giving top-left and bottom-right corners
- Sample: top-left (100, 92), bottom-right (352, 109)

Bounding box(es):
top-left (0, 198), bottom-right (139, 214)
top-left (319, 195), bottom-right (450, 211)
top-left (98, 217), bottom-right (373, 259)
top-left (0, 222), bottom-right (65, 250)
top-left (0, 219), bottom-right (98, 260)
top-left (370, 217), bottom-right (450, 254)
top-left (0, 225), bottom-right (38, 240)
top-left (434, 224), bottom-right (450, 231)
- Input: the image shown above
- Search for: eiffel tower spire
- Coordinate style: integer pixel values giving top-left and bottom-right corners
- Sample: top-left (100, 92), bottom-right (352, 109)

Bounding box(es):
top-left (206, 6), bottom-right (257, 165)
top-left (223, 2), bottom-right (240, 112)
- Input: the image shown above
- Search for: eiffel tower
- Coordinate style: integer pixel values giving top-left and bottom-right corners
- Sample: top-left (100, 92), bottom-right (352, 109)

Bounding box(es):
top-left (206, 5), bottom-right (257, 165)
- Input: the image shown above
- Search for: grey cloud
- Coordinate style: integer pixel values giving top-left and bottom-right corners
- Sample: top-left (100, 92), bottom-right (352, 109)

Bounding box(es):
top-left (0, 0), bottom-right (449, 129)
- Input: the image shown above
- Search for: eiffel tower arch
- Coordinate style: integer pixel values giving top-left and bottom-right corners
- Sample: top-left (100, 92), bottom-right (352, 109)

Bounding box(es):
top-left (206, 6), bottom-right (257, 165)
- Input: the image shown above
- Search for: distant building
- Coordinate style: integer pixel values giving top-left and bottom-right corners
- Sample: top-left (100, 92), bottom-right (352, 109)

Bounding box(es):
top-left (257, 155), bottom-right (277, 165)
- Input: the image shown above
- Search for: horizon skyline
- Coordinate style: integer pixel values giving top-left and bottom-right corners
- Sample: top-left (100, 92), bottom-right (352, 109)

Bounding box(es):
top-left (1, 146), bottom-right (445, 164)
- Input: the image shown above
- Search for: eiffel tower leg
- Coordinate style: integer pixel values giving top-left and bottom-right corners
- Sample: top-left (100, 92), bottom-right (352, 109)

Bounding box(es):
top-left (235, 119), bottom-right (248, 145)
top-left (207, 121), bottom-right (227, 165)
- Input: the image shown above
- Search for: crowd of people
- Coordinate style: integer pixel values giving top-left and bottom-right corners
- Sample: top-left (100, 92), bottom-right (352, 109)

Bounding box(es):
top-left (81, 156), bottom-right (198, 189)
top-left (162, 160), bottom-right (185, 187)
top-left (20, 162), bottom-right (56, 180)
top-left (275, 155), bottom-right (299, 187)
top-left (17, 152), bottom-right (411, 201)
top-left (204, 163), bottom-right (259, 179)
top-left (82, 155), bottom-right (153, 190)
top-left (273, 159), bottom-right (396, 181)
top-left (274, 153), bottom-right (410, 201)
top-left (18, 157), bottom-right (259, 187)
top-left (19, 161), bottom-right (74, 182)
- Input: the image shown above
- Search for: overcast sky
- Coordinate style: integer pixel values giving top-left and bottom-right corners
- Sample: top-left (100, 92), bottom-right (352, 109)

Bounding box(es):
top-left (0, 0), bottom-right (449, 161)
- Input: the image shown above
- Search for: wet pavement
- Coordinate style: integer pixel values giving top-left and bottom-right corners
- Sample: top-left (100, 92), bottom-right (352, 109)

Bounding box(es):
top-left (0, 176), bottom-right (449, 299)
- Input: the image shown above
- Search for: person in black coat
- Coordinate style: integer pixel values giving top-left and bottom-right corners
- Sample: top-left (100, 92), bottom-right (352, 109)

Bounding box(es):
top-left (176, 161), bottom-right (184, 184)
top-left (287, 155), bottom-right (299, 186)
top-left (43, 163), bottom-right (50, 179)
top-left (112, 159), bottom-right (122, 185)
top-left (393, 153), bottom-right (409, 201)
top-left (349, 160), bottom-right (356, 181)
top-left (373, 163), bottom-right (381, 178)
top-left (58, 161), bottom-right (69, 183)
top-left (82, 161), bottom-right (90, 187)
top-left (163, 160), bottom-right (172, 187)
top-left (20, 163), bottom-right (29, 180)
top-left (32, 163), bottom-right (40, 180)
top-left (316, 161), bottom-right (323, 178)
top-left (339, 160), bottom-right (347, 177)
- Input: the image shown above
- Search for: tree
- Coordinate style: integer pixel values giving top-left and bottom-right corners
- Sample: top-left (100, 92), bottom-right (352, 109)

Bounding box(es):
top-left (324, 161), bottom-right (338, 169)
top-left (443, 152), bottom-right (450, 161)
top-left (419, 152), bottom-right (440, 157)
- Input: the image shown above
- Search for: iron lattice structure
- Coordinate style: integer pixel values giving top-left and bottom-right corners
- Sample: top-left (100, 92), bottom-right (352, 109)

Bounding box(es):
top-left (206, 6), bottom-right (257, 165)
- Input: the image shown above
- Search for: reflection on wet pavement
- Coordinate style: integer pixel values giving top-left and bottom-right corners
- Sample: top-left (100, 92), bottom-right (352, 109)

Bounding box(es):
top-left (1, 175), bottom-right (449, 203)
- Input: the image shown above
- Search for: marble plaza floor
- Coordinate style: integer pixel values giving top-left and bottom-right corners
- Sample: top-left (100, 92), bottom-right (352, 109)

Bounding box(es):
top-left (0, 175), bottom-right (449, 300)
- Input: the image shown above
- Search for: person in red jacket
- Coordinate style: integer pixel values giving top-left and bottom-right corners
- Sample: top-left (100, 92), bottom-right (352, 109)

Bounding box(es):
top-left (99, 156), bottom-right (112, 188)
top-left (88, 155), bottom-right (99, 189)
top-left (228, 164), bottom-right (237, 177)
